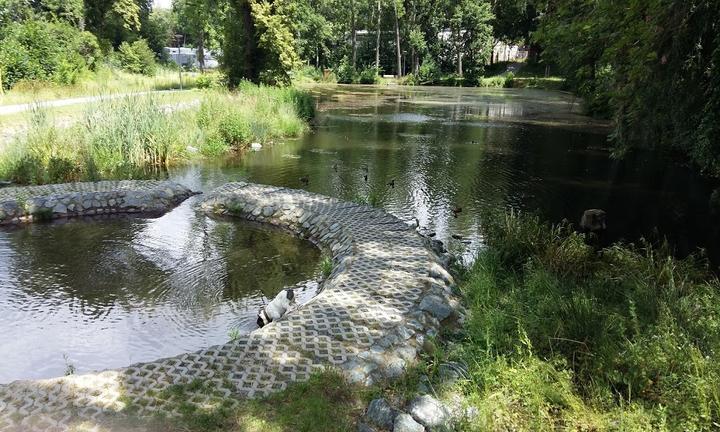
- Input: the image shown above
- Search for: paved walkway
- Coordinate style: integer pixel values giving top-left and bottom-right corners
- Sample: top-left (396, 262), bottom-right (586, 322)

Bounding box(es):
top-left (0, 90), bottom-right (190, 116)
top-left (0, 182), bottom-right (458, 431)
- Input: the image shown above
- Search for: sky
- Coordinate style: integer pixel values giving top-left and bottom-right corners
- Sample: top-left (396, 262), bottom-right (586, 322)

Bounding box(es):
top-left (153, 0), bottom-right (172, 10)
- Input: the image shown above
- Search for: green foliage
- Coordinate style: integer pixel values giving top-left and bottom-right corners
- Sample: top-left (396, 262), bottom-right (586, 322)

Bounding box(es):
top-left (319, 255), bottom-right (333, 278)
top-left (455, 210), bottom-right (720, 430)
top-left (197, 84), bottom-right (312, 156)
top-left (195, 73), bottom-right (225, 89)
top-left (502, 71), bottom-right (514, 88)
top-left (334, 57), bottom-right (357, 84)
top-left (357, 66), bottom-right (379, 84)
top-left (535, 0), bottom-right (720, 176)
top-left (141, 9), bottom-right (175, 61)
top-left (116, 39), bottom-right (157, 76)
top-left (0, 86), bottom-right (314, 184)
top-left (251, 1), bottom-right (300, 85)
top-left (417, 59), bottom-right (440, 84)
top-left (0, 19), bottom-right (100, 90)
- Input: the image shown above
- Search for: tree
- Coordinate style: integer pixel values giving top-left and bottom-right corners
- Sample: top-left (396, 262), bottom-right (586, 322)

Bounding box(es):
top-left (449, 0), bottom-right (493, 77)
top-left (221, 0), bottom-right (299, 85)
top-left (374, 0), bottom-right (381, 69)
top-left (250, 0), bottom-right (299, 84)
top-left (535, 0), bottom-right (720, 176)
top-left (392, 0), bottom-right (403, 77)
top-left (174, 0), bottom-right (217, 70)
top-left (222, 0), bottom-right (258, 85)
top-left (141, 8), bottom-right (175, 60)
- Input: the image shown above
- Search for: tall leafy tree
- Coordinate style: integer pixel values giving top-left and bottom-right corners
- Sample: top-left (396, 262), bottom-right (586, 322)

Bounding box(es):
top-left (449, 0), bottom-right (493, 77)
top-left (536, 0), bottom-right (720, 176)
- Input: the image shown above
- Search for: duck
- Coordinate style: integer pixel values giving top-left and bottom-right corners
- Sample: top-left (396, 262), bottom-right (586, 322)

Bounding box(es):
top-left (451, 206), bottom-right (462, 218)
top-left (300, 176), bottom-right (310, 186)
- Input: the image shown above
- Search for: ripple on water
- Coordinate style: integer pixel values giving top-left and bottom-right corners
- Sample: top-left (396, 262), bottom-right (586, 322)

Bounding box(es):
top-left (0, 202), bottom-right (321, 383)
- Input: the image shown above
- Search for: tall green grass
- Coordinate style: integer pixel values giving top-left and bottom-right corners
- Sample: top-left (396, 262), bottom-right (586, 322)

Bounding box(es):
top-left (454, 211), bottom-right (720, 430)
top-left (0, 67), bottom-right (209, 106)
top-left (0, 84), bottom-right (315, 184)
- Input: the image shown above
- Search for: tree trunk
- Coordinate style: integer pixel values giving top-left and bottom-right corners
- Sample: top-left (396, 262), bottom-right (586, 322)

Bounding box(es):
top-left (197, 33), bottom-right (205, 73)
top-left (375, 0), bottom-right (381, 69)
top-left (351, 1), bottom-right (357, 68)
top-left (457, 42), bottom-right (463, 76)
top-left (394, 2), bottom-right (401, 78)
top-left (410, 47), bottom-right (415, 74)
top-left (240, 0), bottom-right (258, 82)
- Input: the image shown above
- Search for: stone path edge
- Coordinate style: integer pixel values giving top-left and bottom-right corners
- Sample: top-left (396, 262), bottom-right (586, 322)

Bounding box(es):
top-left (0, 180), bottom-right (198, 225)
top-left (0, 181), bottom-right (460, 432)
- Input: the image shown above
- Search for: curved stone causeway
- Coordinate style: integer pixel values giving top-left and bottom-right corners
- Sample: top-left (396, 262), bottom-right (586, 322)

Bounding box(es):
top-left (0, 180), bottom-right (197, 224)
top-left (0, 182), bottom-right (459, 431)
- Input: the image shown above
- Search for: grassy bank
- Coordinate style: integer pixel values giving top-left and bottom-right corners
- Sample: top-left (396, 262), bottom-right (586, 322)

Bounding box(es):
top-left (103, 211), bottom-right (719, 431)
top-left (449, 211), bottom-right (720, 430)
top-left (0, 83), bottom-right (314, 184)
top-left (0, 67), bottom-right (213, 106)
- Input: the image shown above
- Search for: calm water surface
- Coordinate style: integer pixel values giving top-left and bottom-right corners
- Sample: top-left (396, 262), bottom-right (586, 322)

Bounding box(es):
top-left (1, 85), bottom-right (717, 383)
top-left (0, 200), bottom-right (320, 383)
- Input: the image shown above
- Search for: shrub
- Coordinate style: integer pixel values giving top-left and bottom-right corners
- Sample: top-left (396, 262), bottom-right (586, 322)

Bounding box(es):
top-left (417, 59), bottom-right (440, 84)
top-left (503, 71), bottom-right (515, 88)
top-left (358, 67), bottom-right (379, 84)
top-left (116, 39), bottom-right (157, 76)
top-left (478, 76), bottom-right (506, 87)
top-left (334, 58), bottom-right (357, 84)
top-left (195, 73), bottom-right (224, 89)
top-left (0, 19), bottom-right (100, 89)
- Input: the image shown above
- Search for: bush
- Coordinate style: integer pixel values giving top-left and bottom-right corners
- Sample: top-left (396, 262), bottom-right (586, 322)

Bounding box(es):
top-left (334, 58), bottom-right (357, 84)
top-left (503, 71), bottom-right (515, 88)
top-left (197, 85), bottom-right (313, 155)
top-left (417, 59), bottom-right (440, 84)
top-left (195, 73), bottom-right (224, 89)
top-left (358, 67), bottom-right (379, 84)
top-left (116, 39), bottom-right (157, 76)
top-left (0, 19), bottom-right (100, 90)
top-left (456, 210), bottom-right (720, 430)
top-left (478, 76), bottom-right (507, 87)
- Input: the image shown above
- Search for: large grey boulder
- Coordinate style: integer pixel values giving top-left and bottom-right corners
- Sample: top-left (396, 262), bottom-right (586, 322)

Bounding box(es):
top-left (419, 295), bottom-right (453, 321)
top-left (408, 395), bottom-right (452, 429)
top-left (366, 398), bottom-right (396, 429)
top-left (394, 413), bottom-right (425, 432)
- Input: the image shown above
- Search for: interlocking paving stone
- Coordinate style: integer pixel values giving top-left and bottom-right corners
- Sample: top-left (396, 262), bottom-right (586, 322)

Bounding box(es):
top-left (0, 180), bottom-right (196, 225)
top-left (0, 181), bottom-right (458, 431)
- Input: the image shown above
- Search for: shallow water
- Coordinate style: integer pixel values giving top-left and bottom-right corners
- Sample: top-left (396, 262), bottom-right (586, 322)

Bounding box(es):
top-left (0, 197), bottom-right (320, 382)
top-left (1, 85), bottom-right (717, 383)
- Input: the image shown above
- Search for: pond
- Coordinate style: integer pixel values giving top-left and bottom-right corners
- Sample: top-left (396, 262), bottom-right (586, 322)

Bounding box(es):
top-left (173, 85), bottom-right (719, 263)
top-left (0, 200), bottom-right (321, 383)
top-left (1, 85), bottom-right (717, 383)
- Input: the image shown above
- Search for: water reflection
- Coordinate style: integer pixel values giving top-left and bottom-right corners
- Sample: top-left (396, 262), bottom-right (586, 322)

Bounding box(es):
top-left (169, 85), bottom-right (718, 264)
top-left (0, 199), bottom-right (320, 383)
